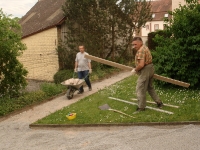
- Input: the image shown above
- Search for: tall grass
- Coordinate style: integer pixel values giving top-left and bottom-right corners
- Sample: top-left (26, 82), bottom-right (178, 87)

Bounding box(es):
top-left (0, 83), bottom-right (66, 116)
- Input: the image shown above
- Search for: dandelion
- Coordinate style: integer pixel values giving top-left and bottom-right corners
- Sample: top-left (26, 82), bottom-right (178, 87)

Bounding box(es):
top-left (120, 115), bottom-right (125, 118)
top-left (124, 106), bottom-right (128, 111)
top-left (105, 115), bottom-right (109, 119)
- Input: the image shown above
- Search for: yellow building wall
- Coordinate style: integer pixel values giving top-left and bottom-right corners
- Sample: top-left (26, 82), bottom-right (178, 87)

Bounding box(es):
top-left (19, 28), bottom-right (59, 81)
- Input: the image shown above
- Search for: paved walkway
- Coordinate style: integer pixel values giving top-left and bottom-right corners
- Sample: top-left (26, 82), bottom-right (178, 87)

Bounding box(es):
top-left (0, 71), bottom-right (200, 150)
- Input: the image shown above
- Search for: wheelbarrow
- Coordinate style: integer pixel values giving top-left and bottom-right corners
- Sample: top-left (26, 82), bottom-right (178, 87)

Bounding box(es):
top-left (61, 75), bottom-right (85, 100)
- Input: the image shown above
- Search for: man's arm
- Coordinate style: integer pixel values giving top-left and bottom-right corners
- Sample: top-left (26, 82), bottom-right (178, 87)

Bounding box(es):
top-left (75, 61), bottom-right (78, 69)
top-left (88, 62), bottom-right (92, 73)
top-left (88, 62), bottom-right (92, 69)
top-left (135, 59), bottom-right (145, 72)
top-left (74, 61), bottom-right (78, 72)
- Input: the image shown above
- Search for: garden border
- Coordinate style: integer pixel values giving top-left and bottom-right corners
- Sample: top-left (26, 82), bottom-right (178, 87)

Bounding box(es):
top-left (0, 92), bottom-right (66, 122)
top-left (29, 121), bottom-right (200, 129)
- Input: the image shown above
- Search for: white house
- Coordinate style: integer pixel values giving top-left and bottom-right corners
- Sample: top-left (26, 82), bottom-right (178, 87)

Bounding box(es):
top-left (140, 0), bottom-right (190, 43)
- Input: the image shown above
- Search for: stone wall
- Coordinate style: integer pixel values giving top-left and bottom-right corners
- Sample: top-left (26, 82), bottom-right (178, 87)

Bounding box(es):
top-left (19, 28), bottom-right (59, 81)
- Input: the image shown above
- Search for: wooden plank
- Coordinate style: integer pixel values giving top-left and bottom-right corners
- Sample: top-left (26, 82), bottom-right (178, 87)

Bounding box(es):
top-left (109, 109), bottom-right (136, 118)
top-left (131, 98), bottom-right (179, 108)
top-left (85, 54), bottom-right (190, 88)
top-left (108, 97), bottom-right (174, 114)
top-left (85, 54), bottom-right (132, 71)
top-left (153, 74), bottom-right (190, 88)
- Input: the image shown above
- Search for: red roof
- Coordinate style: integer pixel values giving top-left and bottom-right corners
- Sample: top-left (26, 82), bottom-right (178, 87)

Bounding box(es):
top-left (151, 0), bottom-right (172, 21)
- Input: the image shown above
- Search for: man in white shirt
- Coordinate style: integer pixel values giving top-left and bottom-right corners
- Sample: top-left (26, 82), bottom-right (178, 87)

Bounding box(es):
top-left (74, 45), bottom-right (92, 94)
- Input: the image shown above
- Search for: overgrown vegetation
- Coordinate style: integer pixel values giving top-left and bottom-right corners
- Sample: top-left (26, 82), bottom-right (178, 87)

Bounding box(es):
top-left (0, 9), bottom-right (28, 97)
top-left (34, 75), bottom-right (200, 125)
top-left (0, 83), bottom-right (65, 116)
top-left (0, 68), bottom-right (120, 117)
top-left (152, 0), bottom-right (200, 87)
top-left (58, 0), bottom-right (152, 70)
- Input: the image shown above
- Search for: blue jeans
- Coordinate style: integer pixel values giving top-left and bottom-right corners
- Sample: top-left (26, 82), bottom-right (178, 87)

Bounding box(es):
top-left (77, 70), bottom-right (91, 92)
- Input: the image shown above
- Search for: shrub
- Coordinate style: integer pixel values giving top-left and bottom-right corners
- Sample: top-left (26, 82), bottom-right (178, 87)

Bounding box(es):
top-left (53, 69), bottom-right (73, 84)
top-left (148, 30), bottom-right (170, 50)
top-left (152, 0), bottom-right (200, 87)
top-left (0, 91), bottom-right (47, 116)
top-left (40, 83), bottom-right (65, 97)
top-left (0, 9), bottom-right (28, 97)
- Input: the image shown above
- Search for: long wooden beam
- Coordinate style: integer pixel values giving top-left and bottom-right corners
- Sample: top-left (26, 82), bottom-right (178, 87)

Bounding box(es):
top-left (85, 54), bottom-right (190, 88)
top-left (131, 98), bottom-right (179, 108)
top-left (108, 97), bottom-right (174, 114)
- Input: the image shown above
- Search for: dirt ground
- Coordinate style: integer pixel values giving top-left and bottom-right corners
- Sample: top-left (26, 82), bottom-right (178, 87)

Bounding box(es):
top-left (1, 71), bottom-right (200, 150)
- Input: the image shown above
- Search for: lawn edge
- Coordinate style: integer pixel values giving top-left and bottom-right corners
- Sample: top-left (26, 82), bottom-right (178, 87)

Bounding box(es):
top-left (0, 92), bottom-right (66, 122)
top-left (29, 121), bottom-right (200, 129)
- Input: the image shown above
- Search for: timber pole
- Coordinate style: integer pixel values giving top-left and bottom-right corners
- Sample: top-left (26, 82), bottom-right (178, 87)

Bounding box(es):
top-left (85, 54), bottom-right (190, 88)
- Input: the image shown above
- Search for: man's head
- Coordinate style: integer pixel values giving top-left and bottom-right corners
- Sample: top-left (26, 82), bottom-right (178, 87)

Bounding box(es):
top-left (79, 45), bottom-right (85, 53)
top-left (132, 37), bottom-right (143, 51)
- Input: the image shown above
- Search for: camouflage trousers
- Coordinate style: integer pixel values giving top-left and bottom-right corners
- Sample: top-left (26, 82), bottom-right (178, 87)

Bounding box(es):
top-left (136, 64), bottom-right (161, 108)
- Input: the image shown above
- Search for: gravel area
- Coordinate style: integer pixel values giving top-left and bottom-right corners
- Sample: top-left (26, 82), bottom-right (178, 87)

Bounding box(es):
top-left (0, 71), bottom-right (200, 150)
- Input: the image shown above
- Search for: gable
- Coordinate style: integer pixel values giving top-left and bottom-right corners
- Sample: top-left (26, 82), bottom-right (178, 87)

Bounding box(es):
top-left (151, 0), bottom-right (172, 21)
top-left (19, 0), bottom-right (65, 38)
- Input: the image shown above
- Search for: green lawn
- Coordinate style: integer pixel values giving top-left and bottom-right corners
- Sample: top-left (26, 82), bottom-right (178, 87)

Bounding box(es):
top-left (33, 75), bottom-right (200, 125)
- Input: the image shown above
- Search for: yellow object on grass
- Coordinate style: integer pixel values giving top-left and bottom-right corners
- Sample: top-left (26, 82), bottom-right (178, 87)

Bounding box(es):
top-left (66, 113), bottom-right (76, 120)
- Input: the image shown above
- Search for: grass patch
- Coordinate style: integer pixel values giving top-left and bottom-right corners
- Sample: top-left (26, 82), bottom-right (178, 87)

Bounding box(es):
top-left (0, 83), bottom-right (66, 116)
top-left (34, 76), bottom-right (200, 125)
top-left (0, 68), bottom-right (120, 117)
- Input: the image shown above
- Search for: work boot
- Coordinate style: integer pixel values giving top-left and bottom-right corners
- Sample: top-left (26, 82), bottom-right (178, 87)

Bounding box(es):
top-left (136, 107), bottom-right (145, 111)
top-left (133, 107), bottom-right (145, 114)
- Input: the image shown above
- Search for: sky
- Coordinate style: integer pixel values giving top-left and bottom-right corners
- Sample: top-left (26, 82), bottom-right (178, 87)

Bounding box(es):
top-left (0, 0), bottom-right (38, 18)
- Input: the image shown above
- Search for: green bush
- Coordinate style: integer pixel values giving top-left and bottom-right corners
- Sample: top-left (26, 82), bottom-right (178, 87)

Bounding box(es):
top-left (53, 69), bottom-right (73, 84)
top-left (148, 30), bottom-right (170, 50)
top-left (0, 9), bottom-right (28, 97)
top-left (0, 82), bottom-right (67, 116)
top-left (152, 0), bottom-right (200, 87)
top-left (0, 91), bottom-right (47, 116)
top-left (40, 83), bottom-right (65, 97)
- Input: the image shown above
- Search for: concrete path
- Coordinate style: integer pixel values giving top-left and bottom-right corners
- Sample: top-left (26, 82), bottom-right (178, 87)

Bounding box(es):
top-left (0, 71), bottom-right (200, 150)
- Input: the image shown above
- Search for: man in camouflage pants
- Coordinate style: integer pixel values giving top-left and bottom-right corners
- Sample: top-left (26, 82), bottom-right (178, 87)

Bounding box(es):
top-left (131, 37), bottom-right (163, 112)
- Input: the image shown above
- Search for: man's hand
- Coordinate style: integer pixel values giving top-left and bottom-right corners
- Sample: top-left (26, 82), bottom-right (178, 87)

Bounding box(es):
top-left (131, 69), bottom-right (136, 75)
top-left (89, 69), bottom-right (92, 74)
top-left (74, 68), bottom-right (77, 72)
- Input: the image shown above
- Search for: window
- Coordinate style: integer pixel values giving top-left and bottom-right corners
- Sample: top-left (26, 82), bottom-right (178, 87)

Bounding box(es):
top-left (164, 14), bottom-right (168, 18)
top-left (154, 24), bottom-right (159, 30)
top-left (146, 25), bottom-right (149, 30)
top-left (152, 14), bottom-right (155, 18)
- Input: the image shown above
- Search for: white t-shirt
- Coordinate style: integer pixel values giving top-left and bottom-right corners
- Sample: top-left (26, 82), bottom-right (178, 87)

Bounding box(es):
top-left (75, 52), bottom-right (91, 71)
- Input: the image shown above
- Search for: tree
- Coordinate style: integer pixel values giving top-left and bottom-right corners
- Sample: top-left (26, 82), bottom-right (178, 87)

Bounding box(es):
top-left (0, 9), bottom-right (28, 97)
top-left (152, 0), bottom-right (200, 87)
top-left (59, 0), bottom-right (152, 69)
